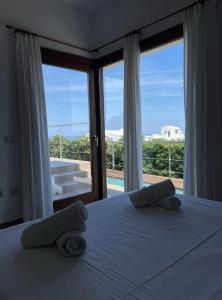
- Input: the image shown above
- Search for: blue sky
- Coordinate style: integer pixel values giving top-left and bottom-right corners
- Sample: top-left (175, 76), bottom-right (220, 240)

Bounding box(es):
top-left (43, 64), bottom-right (90, 137)
top-left (43, 39), bottom-right (184, 137)
top-left (104, 40), bottom-right (184, 135)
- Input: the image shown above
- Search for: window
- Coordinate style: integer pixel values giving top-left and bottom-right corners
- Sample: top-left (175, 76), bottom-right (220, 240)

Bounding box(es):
top-left (103, 61), bottom-right (124, 196)
top-left (100, 27), bottom-right (184, 197)
top-left (141, 40), bottom-right (184, 193)
top-left (41, 26), bottom-right (184, 202)
top-left (42, 63), bottom-right (93, 201)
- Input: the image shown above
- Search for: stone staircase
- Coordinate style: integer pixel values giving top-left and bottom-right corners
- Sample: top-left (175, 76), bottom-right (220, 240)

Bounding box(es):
top-left (50, 160), bottom-right (91, 200)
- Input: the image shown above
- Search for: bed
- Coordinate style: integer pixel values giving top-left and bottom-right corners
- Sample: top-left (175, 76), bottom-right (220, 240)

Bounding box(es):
top-left (1, 193), bottom-right (222, 300)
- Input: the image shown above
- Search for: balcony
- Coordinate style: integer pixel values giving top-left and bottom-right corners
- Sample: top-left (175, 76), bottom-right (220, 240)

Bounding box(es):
top-left (48, 124), bottom-right (184, 200)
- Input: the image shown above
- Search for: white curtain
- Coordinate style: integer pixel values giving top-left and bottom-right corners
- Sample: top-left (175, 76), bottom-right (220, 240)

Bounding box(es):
top-left (184, 0), bottom-right (222, 201)
top-left (16, 33), bottom-right (53, 220)
top-left (124, 33), bottom-right (143, 192)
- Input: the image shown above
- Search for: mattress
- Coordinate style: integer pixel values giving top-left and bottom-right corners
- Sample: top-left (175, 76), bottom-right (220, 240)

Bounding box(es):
top-left (1, 194), bottom-right (222, 300)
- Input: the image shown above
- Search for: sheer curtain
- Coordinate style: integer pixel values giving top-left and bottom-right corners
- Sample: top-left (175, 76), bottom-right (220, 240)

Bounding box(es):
top-left (124, 33), bottom-right (143, 192)
top-left (184, 0), bottom-right (222, 200)
top-left (16, 33), bottom-right (53, 220)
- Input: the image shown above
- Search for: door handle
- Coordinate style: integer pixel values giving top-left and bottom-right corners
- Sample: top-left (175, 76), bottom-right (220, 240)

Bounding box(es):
top-left (94, 135), bottom-right (99, 147)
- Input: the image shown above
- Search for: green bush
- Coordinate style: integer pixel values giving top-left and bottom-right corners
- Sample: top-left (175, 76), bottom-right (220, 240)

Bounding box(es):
top-left (49, 136), bottom-right (184, 179)
top-left (142, 142), bottom-right (184, 178)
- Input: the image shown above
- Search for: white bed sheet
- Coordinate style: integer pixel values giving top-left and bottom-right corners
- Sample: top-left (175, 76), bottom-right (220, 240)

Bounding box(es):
top-left (1, 194), bottom-right (222, 300)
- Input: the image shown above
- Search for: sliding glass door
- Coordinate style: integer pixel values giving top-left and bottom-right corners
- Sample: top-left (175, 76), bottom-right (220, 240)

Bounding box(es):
top-left (42, 50), bottom-right (99, 206)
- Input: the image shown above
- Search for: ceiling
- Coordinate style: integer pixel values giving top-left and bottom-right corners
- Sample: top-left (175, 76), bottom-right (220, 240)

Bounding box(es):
top-left (60, 0), bottom-right (114, 12)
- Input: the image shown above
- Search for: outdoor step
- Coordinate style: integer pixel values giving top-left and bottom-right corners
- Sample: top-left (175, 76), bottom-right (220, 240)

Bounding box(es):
top-left (50, 162), bottom-right (80, 174)
top-left (72, 176), bottom-right (91, 184)
top-left (53, 187), bottom-right (91, 201)
top-left (52, 180), bottom-right (83, 195)
top-left (56, 180), bottom-right (91, 194)
top-left (52, 170), bottom-right (88, 184)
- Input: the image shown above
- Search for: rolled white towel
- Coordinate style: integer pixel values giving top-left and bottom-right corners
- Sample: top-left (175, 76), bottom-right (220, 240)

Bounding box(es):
top-left (21, 201), bottom-right (88, 249)
top-left (56, 231), bottom-right (87, 257)
top-left (156, 196), bottom-right (181, 210)
top-left (129, 179), bottom-right (175, 208)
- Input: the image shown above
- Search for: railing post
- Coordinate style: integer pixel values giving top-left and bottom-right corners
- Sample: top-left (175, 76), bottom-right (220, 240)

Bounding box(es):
top-left (168, 142), bottom-right (171, 178)
top-left (59, 126), bottom-right (62, 158)
top-left (112, 141), bottom-right (115, 176)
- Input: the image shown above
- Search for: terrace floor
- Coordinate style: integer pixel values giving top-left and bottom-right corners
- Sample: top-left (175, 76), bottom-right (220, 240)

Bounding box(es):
top-left (106, 169), bottom-right (183, 190)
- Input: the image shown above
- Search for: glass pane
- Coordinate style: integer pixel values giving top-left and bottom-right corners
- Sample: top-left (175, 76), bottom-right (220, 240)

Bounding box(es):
top-left (43, 65), bottom-right (92, 201)
top-left (103, 61), bottom-right (124, 196)
top-left (141, 40), bottom-right (184, 193)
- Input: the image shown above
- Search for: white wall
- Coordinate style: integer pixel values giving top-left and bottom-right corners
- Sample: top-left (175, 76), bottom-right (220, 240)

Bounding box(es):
top-left (0, 27), bottom-right (22, 223)
top-left (93, 0), bottom-right (195, 56)
top-left (0, 0), bottom-right (93, 56)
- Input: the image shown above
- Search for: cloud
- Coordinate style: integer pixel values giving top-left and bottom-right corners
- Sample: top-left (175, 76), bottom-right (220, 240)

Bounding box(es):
top-left (140, 69), bottom-right (183, 76)
top-left (141, 78), bottom-right (183, 87)
top-left (104, 96), bottom-right (123, 102)
top-left (159, 93), bottom-right (182, 97)
top-left (104, 70), bottom-right (183, 92)
top-left (104, 76), bottom-right (124, 90)
top-left (141, 89), bottom-right (183, 97)
top-left (140, 68), bottom-right (183, 88)
top-left (143, 107), bottom-right (161, 111)
top-left (45, 84), bottom-right (88, 93)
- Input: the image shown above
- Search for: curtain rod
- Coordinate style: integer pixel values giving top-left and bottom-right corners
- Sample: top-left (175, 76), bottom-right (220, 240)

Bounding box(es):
top-left (92, 0), bottom-right (208, 53)
top-left (6, 0), bottom-right (208, 54)
top-left (5, 25), bottom-right (92, 54)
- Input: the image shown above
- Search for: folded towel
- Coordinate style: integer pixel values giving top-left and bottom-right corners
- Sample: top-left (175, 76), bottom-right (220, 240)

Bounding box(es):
top-left (156, 196), bottom-right (181, 210)
top-left (21, 201), bottom-right (88, 249)
top-left (129, 179), bottom-right (175, 208)
top-left (56, 231), bottom-right (87, 257)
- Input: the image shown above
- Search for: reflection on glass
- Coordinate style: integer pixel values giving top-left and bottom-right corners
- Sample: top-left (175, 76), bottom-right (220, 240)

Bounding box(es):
top-left (103, 61), bottom-right (125, 196)
top-left (43, 64), bottom-right (92, 201)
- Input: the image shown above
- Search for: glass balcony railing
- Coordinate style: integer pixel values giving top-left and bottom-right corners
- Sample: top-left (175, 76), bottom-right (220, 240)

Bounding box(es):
top-left (106, 140), bottom-right (184, 196)
top-left (48, 123), bottom-right (184, 199)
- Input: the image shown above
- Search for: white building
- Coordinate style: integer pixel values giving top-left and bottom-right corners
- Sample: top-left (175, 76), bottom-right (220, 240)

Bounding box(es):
top-left (144, 126), bottom-right (184, 141)
top-left (160, 126), bottom-right (184, 141)
top-left (105, 129), bottom-right (124, 141)
top-left (106, 126), bottom-right (184, 142)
